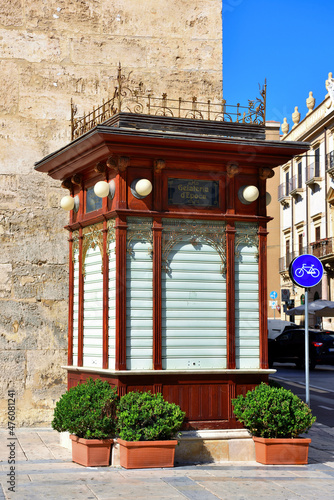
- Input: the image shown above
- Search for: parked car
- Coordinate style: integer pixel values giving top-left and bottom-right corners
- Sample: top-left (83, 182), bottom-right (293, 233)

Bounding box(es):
top-left (268, 319), bottom-right (298, 340)
top-left (268, 328), bottom-right (334, 369)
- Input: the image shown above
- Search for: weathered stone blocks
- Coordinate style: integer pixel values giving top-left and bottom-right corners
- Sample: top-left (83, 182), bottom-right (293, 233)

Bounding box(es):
top-left (0, 0), bottom-right (222, 427)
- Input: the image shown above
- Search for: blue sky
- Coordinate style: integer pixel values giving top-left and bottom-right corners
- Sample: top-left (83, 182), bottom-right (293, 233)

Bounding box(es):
top-left (223, 0), bottom-right (333, 131)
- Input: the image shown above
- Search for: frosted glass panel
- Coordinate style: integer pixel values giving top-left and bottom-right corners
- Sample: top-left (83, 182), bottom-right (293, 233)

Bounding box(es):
top-left (126, 240), bottom-right (153, 370)
top-left (83, 247), bottom-right (103, 368)
top-left (235, 243), bottom-right (260, 368)
top-left (108, 241), bottom-right (116, 369)
top-left (162, 241), bottom-right (226, 369)
top-left (72, 250), bottom-right (79, 366)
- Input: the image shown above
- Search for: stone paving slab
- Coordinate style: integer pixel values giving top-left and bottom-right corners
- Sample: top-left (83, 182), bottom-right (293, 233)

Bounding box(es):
top-left (1, 427), bottom-right (334, 499)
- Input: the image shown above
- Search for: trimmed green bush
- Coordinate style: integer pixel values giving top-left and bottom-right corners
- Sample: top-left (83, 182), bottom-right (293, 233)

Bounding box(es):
top-left (232, 382), bottom-right (316, 439)
top-left (117, 391), bottom-right (185, 441)
top-left (52, 378), bottom-right (119, 439)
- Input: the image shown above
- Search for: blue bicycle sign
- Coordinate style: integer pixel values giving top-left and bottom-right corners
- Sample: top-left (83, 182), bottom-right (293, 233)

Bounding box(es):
top-left (289, 254), bottom-right (323, 288)
top-left (295, 264), bottom-right (320, 279)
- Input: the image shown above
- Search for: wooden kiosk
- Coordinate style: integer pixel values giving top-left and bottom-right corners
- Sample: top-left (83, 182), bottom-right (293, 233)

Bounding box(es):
top-left (35, 78), bottom-right (307, 434)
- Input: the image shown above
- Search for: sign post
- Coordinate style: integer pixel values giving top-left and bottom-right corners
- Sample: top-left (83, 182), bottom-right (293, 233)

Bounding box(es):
top-left (269, 291), bottom-right (278, 318)
top-left (289, 254), bottom-right (323, 406)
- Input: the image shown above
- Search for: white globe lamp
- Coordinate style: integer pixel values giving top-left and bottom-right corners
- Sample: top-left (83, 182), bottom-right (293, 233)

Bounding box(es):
top-left (60, 195), bottom-right (75, 211)
top-left (94, 181), bottom-right (110, 198)
top-left (243, 185), bottom-right (259, 203)
top-left (135, 179), bottom-right (152, 197)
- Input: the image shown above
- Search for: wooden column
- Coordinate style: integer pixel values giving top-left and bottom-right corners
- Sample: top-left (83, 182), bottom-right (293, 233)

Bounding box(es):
top-left (115, 216), bottom-right (127, 370)
top-left (153, 159), bottom-right (165, 212)
top-left (259, 167), bottom-right (274, 217)
top-left (107, 155), bottom-right (129, 210)
top-left (102, 219), bottom-right (109, 369)
top-left (77, 227), bottom-right (84, 367)
top-left (226, 223), bottom-right (236, 369)
top-left (67, 233), bottom-right (74, 366)
top-left (153, 219), bottom-right (163, 370)
top-left (226, 163), bottom-right (239, 214)
top-left (258, 223), bottom-right (269, 369)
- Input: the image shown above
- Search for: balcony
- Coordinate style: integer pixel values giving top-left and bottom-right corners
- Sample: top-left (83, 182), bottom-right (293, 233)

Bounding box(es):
top-left (310, 237), bottom-right (334, 261)
top-left (289, 174), bottom-right (303, 196)
top-left (326, 151), bottom-right (334, 179)
top-left (280, 240), bottom-right (334, 280)
top-left (305, 162), bottom-right (322, 186)
top-left (279, 251), bottom-right (297, 273)
top-left (278, 182), bottom-right (290, 206)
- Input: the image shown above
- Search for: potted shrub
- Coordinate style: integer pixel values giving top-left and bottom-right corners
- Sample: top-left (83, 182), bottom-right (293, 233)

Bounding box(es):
top-left (116, 391), bottom-right (185, 469)
top-left (52, 378), bottom-right (119, 467)
top-left (232, 382), bottom-right (316, 465)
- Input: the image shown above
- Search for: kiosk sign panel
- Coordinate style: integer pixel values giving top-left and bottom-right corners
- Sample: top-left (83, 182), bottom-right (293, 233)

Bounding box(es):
top-left (168, 178), bottom-right (219, 208)
top-left (289, 254), bottom-right (323, 288)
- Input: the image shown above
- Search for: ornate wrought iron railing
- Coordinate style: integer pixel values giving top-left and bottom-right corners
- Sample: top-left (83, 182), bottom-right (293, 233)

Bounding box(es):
top-left (71, 64), bottom-right (267, 140)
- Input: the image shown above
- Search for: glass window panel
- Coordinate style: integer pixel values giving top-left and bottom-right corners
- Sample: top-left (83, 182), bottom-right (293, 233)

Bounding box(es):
top-left (86, 187), bottom-right (103, 213)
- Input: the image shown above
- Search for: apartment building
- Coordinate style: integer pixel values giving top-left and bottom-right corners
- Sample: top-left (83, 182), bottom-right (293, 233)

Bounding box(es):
top-left (279, 73), bottom-right (334, 327)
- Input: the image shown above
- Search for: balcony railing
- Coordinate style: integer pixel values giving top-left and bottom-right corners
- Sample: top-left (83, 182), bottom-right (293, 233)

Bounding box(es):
top-left (280, 239), bottom-right (334, 273)
top-left (306, 162), bottom-right (321, 184)
top-left (279, 251), bottom-right (297, 273)
top-left (311, 238), bottom-right (334, 259)
top-left (70, 64), bottom-right (267, 140)
top-left (289, 174), bottom-right (303, 194)
top-left (278, 182), bottom-right (290, 205)
top-left (326, 151), bottom-right (334, 178)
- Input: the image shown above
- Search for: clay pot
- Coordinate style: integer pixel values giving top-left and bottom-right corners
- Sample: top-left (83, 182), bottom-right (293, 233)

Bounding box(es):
top-left (70, 435), bottom-right (113, 467)
top-left (117, 438), bottom-right (178, 469)
top-left (253, 436), bottom-right (311, 465)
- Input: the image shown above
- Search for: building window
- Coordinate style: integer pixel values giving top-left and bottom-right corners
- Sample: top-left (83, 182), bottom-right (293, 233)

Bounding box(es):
top-left (315, 226), bottom-right (321, 242)
top-left (86, 187), bottom-right (103, 213)
top-left (298, 233), bottom-right (303, 254)
top-left (286, 238), bottom-right (290, 257)
top-left (298, 162), bottom-right (302, 188)
top-left (285, 171), bottom-right (290, 196)
top-left (314, 147), bottom-right (320, 177)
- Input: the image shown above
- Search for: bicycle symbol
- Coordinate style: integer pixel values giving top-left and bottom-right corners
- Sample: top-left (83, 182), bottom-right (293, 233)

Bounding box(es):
top-left (295, 264), bottom-right (320, 278)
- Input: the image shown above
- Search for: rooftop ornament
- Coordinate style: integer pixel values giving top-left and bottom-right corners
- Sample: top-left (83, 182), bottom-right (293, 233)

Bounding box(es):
top-left (70, 64), bottom-right (267, 140)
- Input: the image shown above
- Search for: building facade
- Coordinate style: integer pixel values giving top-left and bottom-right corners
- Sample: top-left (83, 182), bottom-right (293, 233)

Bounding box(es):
top-left (0, 0), bottom-right (223, 426)
top-left (279, 74), bottom-right (334, 327)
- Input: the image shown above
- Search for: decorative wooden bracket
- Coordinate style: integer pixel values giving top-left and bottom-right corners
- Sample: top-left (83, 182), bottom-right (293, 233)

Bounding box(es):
top-left (94, 162), bottom-right (108, 177)
top-left (106, 155), bottom-right (130, 173)
top-left (71, 174), bottom-right (83, 187)
top-left (259, 167), bottom-right (275, 180)
top-left (226, 162), bottom-right (239, 178)
top-left (154, 159), bottom-right (166, 173)
top-left (61, 177), bottom-right (73, 190)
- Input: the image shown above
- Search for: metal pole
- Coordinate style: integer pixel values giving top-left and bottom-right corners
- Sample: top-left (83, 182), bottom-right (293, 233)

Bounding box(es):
top-left (305, 287), bottom-right (310, 406)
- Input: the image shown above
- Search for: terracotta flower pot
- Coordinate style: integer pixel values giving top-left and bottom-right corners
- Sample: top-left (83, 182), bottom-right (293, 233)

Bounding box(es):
top-left (70, 435), bottom-right (113, 467)
top-left (117, 438), bottom-right (178, 469)
top-left (253, 436), bottom-right (311, 465)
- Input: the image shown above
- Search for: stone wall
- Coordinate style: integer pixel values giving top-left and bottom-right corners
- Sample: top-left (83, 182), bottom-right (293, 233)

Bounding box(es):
top-left (0, 1), bottom-right (223, 426)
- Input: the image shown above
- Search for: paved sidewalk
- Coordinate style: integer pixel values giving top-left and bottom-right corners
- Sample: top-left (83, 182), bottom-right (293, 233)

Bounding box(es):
top-left (1, 423), bottom-right (334, 500)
